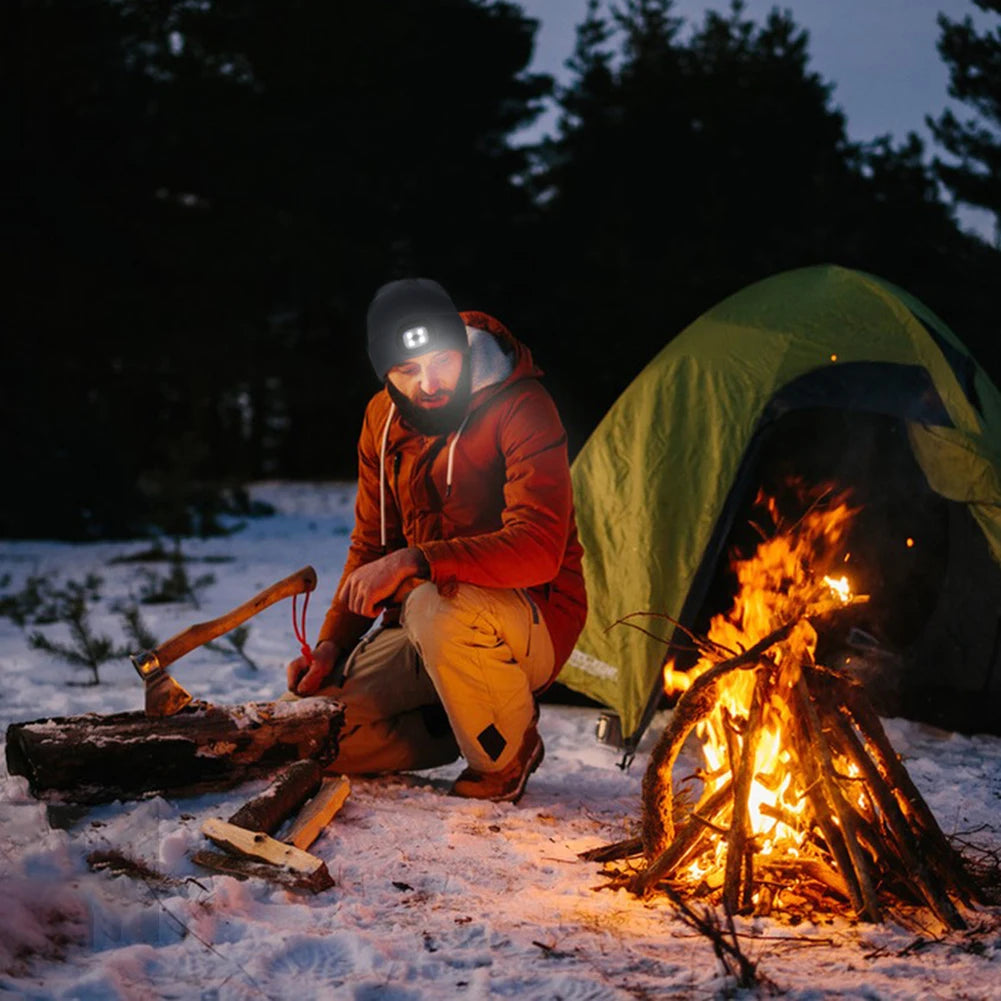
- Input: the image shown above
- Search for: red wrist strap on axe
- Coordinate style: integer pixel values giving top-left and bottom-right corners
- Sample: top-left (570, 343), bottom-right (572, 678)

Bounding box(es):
top-left (292, 591), bottom-right (313, 665)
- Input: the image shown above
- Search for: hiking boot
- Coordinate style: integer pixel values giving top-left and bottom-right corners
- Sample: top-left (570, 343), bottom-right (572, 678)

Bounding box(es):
top-left (450, 725), bottom-right (544, 804)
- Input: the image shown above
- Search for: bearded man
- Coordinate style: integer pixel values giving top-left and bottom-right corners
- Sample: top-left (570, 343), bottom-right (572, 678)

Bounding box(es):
top-left (286, 278), bottom-right (587, 803)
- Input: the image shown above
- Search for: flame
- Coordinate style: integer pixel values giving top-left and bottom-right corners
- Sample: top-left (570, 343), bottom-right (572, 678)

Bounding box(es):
top-left (662, 488), bottom-right (861, 901)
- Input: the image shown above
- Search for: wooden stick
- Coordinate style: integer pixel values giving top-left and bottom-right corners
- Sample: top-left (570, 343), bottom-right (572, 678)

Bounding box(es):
top-left (789, 680), bottom-right (868, 917)
top-left (795, 673), bottom-right (882, 923)
top-left (841, 683), bottom-right (981, 905)
top-left (723, 669), bottom-right (768, 915)
top-left (285, 775), bottom-right (351, 851)
top-left (579, 836), bottom-right (643, 863)
top-left (632, 780), bottom-right (733, 895)
top-left (822, 691), bottom-right (967, 928)
top-left (641, 625), bottom-right (798, 856)
top-left (761, 857), bottom-right (850, 903)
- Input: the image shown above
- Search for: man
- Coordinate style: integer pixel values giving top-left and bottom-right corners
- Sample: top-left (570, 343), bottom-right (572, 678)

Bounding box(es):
top-left (286, 278), bottom-right (587, 803)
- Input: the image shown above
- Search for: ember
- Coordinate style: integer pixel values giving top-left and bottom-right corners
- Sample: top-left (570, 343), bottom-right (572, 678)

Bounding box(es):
top-left (627, 488), bottom-right (980, 927)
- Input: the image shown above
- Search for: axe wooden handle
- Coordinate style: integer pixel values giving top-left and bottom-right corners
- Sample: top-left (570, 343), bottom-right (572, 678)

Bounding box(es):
top-left (149, 565), bottom-right (318, 670)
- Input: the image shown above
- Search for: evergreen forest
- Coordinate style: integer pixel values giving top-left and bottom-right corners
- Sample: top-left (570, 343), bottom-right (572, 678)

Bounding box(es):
top-left (10, 0), bottom-right (1001, 539)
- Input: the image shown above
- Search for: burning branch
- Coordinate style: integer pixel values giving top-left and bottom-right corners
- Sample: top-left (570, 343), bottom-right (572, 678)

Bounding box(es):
top-left (633, 601), bottom-right (980, 928)
top-left (625, 489), bottom-right (982, 928)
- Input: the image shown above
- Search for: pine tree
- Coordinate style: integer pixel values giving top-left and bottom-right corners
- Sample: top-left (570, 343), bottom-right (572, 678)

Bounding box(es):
top-left (927, 0), bottom-right (1001, 245)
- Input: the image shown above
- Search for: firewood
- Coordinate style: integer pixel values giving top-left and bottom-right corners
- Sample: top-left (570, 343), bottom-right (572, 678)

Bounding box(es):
top-left (578, 836), bottom-right (643, 863)
top-left (201, 817), bottom-right (332, 890)
top-left (192, 849), bottom-right (334, 893)
top-left (284, 775), bottom-right (351, 851)
top-left (723, 669), bottom-right (768, 914)
top-left (841, 683), bottom-right (981, 905)
top-left (5, 698), bottom-right (344, 804)
top-left (642, 618), bottom-right (803, 857)
top-left (633, 595), bottom-right (976, 929)
top-left (631, 781), bottom-right (733, 895)
top-left (228, 760), bottom-right (323, 835)
top-left (792, 674), bottom-right (882, 922)
top-left (821, 685), bottom-right (969, 927)
top-left (762, 857), bottom-right (850, 903)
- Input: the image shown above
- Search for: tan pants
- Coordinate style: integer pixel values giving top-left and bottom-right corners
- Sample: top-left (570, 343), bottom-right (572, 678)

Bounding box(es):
top-left (303, 582), bottom-right (554, 774)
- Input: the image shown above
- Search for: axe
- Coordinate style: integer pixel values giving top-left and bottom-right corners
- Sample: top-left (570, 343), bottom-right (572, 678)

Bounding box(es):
top-left (131, 565), bottom-right (318, 717)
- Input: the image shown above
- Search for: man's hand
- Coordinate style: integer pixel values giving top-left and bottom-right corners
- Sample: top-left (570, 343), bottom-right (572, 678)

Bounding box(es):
top-left (341, 547), bottom-right (427, 618)
top-left (287, 640), bottom-right (340, 696)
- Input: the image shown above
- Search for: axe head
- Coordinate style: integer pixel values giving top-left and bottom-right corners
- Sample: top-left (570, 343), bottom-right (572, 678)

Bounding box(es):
top-left (132, 651), bottom-right (193, 717)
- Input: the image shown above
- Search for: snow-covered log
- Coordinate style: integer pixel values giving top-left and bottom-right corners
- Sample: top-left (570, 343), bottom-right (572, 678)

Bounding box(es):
top-left (5, 698), bottom-right (344, 804)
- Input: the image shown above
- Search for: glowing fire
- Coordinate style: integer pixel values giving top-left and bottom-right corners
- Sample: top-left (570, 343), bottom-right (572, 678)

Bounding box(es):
top-left (662, 489), bottom-right (863, 888)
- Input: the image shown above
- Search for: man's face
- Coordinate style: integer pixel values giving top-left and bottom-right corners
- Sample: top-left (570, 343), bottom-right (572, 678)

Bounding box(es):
top-left (386, 349), bottom-right (465, 409)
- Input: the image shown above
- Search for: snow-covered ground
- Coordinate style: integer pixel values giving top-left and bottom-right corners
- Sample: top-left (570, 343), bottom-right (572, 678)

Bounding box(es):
top-left (1, 482), bottom-right (999, 1000)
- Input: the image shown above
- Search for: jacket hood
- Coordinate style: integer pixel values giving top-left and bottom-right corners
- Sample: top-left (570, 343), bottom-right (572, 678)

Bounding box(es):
top-left (460, 311), bottom-right (543, 414)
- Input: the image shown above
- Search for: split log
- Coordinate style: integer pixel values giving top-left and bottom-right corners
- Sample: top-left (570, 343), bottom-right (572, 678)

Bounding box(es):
top-left (228, 760), bottom-right (323, 835)
top-left (5, 698), bottom-right (344, 804)
top-left (201, 818), bottom-right (334, 892)
top-left (285, 775), bottom-right (351, 851)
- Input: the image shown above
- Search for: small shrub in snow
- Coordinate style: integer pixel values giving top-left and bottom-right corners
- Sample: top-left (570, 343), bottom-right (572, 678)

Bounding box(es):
top-left (27, 577), bottom-right (118, 686)
top-left (205, 624), bottom-right (258, 671)
top-left (137, 540), bottom-right (215, 607)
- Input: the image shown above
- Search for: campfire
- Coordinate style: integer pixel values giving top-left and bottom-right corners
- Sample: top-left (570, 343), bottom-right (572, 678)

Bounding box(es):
top-left (599, 486), bottom-right (980, 929)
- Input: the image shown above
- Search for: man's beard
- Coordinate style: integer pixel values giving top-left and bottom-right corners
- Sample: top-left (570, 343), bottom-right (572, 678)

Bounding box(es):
top-left (386, 358), bottom-right (472, 437)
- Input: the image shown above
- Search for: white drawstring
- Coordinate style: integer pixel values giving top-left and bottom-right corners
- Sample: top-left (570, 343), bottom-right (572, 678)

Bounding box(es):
top-left (445, 416), bottom-right (470, 498)
top-left (378, 403), bottom-right (396, 550)
top-left (381, 404), bottom-right (467, 538)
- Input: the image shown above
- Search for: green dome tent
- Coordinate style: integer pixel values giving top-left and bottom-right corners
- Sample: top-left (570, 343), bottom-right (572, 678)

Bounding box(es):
top-left (560, 264), bottom-right (1001, 755)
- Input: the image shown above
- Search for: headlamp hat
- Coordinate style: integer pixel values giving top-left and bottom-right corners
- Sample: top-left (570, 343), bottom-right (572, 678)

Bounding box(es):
top-left (366, 278), bottom-right (468, 380)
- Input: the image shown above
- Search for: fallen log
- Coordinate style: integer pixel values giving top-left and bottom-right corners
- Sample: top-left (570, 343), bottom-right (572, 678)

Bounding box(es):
top-left (5, 698), bottom-right (344, 804)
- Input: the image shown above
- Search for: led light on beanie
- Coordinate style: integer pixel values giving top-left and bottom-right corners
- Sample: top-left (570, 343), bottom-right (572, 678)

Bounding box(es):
top-left (402, 326), bottom-right (430, 350)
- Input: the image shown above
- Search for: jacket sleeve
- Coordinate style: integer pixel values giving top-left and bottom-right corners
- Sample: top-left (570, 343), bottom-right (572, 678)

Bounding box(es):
top-left (417, 385), bottom-right (572, 589)
top-left (316, 400), bottom-right (400, 649)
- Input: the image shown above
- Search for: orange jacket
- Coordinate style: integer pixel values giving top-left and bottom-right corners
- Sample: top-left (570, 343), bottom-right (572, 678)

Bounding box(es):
top-left (317, 312), bottom-right (587, 681)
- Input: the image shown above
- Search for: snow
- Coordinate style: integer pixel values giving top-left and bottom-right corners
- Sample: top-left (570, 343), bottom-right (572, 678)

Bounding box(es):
top-left (1, 481), bottom-right (1000, 1000)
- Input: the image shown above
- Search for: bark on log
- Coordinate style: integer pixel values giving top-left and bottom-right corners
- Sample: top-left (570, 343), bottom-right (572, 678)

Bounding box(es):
top-left (723, 670), bottom-right (768, 915)
top-left (228, 760), bottom-right (323, 835)
top-left (824, 697), bottom-right (964, 925)
top-left (840, 682), bottom-right (981, 905)
top-left (794, 674), bottom-right (882, 923)
top-left (192, 849), bottom-right (334, 894)
top-left (5, 698), bottom-right (344, 804)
